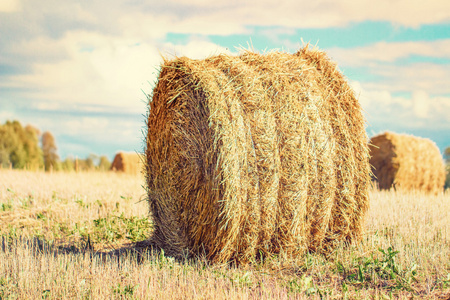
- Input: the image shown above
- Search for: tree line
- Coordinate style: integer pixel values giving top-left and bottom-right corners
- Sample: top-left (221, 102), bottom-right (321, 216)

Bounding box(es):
top-left (0, 120), bottom-right (110, 172)
top-left (1, 120), bottom-right (449, 181)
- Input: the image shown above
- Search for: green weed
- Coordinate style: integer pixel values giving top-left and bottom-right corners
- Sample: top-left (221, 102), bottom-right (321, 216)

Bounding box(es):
top-left (70, 213), bottom-right (150, 245)
top-left (0, 201), bottom-right (13, 211)
top-left (75, 197), bottom-right (89, 208)
top-left (113, 283), bottom-right (138, 299)
top-left (336, 247), bottom-right (418, 292)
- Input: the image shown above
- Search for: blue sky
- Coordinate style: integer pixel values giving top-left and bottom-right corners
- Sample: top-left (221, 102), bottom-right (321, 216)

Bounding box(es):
top-left (1, 0), bottom-right (449, 160)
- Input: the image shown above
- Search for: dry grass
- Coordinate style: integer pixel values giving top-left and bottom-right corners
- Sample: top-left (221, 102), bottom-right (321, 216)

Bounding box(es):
top-left (0, 170), bottom-right (449, 299)
top-left (0, 170), bottom-right (148, 251)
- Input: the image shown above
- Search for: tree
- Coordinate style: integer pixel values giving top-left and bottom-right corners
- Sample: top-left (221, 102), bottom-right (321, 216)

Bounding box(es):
top-left (446, 166), bottom-right (450, 189)
top-left (1, 121), bottom-right (26, 168)
top-left (445, 147), bottom-right (450, 164)
top-left (61, 157), bottom-right (75, 171)
top-left (42, 131), bottom-right (60, 171)
top-left (0, 120), bottom-right (43, 169)
top-left (70, 154), bottom-right (111, 172)
top-left (76, 156), bottom-right (94, 171)
top-left (445, 147), bottom-right (450, 189)
top-left (98, 155), bottom-right (111, 171)
top-left (0, 125), bottom-right (14, 168)
top-left (23, 125), bottom-right (43, 169)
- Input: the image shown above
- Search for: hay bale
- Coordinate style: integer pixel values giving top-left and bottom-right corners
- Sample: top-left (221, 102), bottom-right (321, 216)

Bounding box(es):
top-left (111, 152), bottom-right (142, 174)
top-left (145, 46), bottom-right (371, 264)
top-left (369, 132), bottom-right (445, 194)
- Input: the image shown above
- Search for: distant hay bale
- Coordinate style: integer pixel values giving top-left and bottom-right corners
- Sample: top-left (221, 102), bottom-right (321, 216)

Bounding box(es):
top-left (111, 152), bottom-right (142, 174)
top-left (145, 46), bottom-right (371, 264)
top-left (369, 132), bottom-right (445, 194)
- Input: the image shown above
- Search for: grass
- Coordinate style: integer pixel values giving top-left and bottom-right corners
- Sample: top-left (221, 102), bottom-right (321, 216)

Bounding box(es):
top-left (0, 170), bottom-right (449, 299)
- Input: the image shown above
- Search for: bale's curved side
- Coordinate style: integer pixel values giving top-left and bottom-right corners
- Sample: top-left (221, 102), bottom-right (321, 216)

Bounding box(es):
top-left (146, 46), bottom-right (370, 264)
top-left (369, 132), bottom-right (445, 194)
top-left (240, 51), bottom-right (338, 254)
top-left (296, 47), bottom-right (370, 249)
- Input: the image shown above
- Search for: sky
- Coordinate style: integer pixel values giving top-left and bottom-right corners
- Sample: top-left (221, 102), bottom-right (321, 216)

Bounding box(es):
top-left (1, 0), bottom-right (449, 160)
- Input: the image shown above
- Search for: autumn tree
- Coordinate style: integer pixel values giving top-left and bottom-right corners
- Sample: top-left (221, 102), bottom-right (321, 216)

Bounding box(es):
top-left (42, 131), bottom-right (60, 171)
top-left (445, 146), bottom-right (450, 189)
top-left (445, 147), bottom-right (450, 163)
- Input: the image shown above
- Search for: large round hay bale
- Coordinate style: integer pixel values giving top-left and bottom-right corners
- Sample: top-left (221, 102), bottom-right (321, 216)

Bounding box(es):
top-left (110, 152), bottom-right (142, 174)
top-left (369, 132), bottom-right (445, 194)
top-left (145, 46), bottom-right (371, 264)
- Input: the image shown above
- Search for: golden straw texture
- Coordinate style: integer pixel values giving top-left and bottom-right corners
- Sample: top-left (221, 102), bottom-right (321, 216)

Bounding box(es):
top-left (145, 46), bottom-right (371, 264)
top-left (369, 132), bottom-right (445, 194)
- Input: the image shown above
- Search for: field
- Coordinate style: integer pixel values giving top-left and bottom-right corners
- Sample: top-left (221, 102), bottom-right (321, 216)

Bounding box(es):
top-left (0, 170), bottom-right (449, 299)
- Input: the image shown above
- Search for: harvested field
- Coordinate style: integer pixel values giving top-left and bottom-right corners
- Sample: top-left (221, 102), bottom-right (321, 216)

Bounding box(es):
top-left (0, 170), bottom-right (449, 299)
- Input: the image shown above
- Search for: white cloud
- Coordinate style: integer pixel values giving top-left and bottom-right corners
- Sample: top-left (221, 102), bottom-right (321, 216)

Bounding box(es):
top-left (352, 81), bottom-right (450, 128)
top-left (162, 15), bottom-right (247, 36)
top-left (117, 13), bottom-right (246, 40)
top-left (412, 90), bottom-right (430, 118)
top-left (32, 101), bottom-right (64, 111)
top-left (363, 63), bottom-right (450, 95)
top-left (17, 112), bottom-right (144, 159)
top-left (158, 0), bottom-right (450, 29)
top-left (8, 0), bottom-right (445, 44)
top-left (63, 117), bottom-right (109, 136)
top-left (0, 0), bottom-right (21, 12)
top-left (0, 111), bottom-right (16, 121)
top-left (161, 38), bottom-right (232, 59)
top-left (329, 40), bottom-right (450, 97)
top-left (4, 36), bottom-right (68, 63)
top-left (3, 31), bottom-right (161, 110)
top-left (2, 29), bottom-right (236, 113)
top-left (329, 40), bottom-right (450, 67)
top-left (329, 0), bottom-right (450, 28)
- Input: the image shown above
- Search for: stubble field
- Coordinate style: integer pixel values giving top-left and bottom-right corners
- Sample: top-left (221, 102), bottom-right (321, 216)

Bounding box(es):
top-left (0, 170), bottom-right (449, 299)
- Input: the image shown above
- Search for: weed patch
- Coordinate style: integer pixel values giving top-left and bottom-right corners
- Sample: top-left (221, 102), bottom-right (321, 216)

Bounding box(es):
top-left (336, 247), bottom-right (419, 292)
